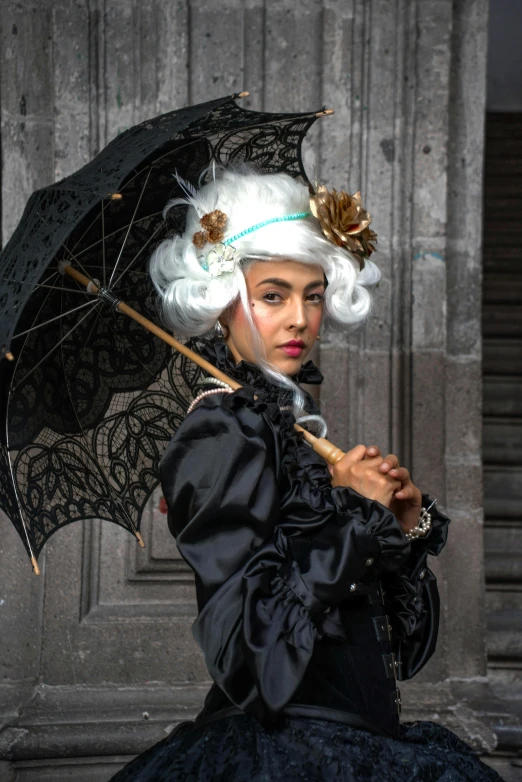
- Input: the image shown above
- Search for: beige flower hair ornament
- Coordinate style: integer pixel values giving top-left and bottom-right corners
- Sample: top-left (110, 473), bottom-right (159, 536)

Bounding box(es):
top-left (309, 185), bottom-right (377, 270)
top-left (192, 209), bottom-right (228, 248)
top-left (192, 208), bottom-right (240, 276)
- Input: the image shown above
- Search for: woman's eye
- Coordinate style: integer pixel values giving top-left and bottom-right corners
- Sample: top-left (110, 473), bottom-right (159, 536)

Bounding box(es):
top-left (261, 291), bottom-right (324, 304)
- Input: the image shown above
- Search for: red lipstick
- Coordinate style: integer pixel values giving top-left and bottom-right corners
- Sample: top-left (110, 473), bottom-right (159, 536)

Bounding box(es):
top-left (279, 339), bottom-right (305, 358)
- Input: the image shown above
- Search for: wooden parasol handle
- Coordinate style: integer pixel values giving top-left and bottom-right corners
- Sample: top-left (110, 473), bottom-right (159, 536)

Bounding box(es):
top-left (62, 265), bottom-right (346, 465)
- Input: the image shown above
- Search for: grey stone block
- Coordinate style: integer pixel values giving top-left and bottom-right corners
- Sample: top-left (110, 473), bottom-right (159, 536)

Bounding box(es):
top-left (411, 258), bottom-right (446, 351)
top-left (410, 0), bottom-right (453, 240)
top-left (0, 513), bottom-right (43, 683)
top-left (446, 0), bottom-right (488, 358)
top-left (446, 252), bottom-right (482, 357)
top-left (320, 344), bottom-right (394, 455)
top-left (155, 3), bottom-right (190, 114)
top-left (0, 760), bottom-right (16, 782)
top-left (189, 0), bottom-right (244, 103)
top-left (40, 518), bottom-right (205, 686)
top-left (51, 1), bottom-right (91, 180)
top-left (446, 462), bottom-right (484, 512)
top-left (12, 758), bottom-right (131, 782)
top-left (0, 3), bottom-right (55, 241)
top-left (320, 342), bottom-right (357, 448)
top-left (444, 510), bottom-right (488, 678)
top-left (411, 350), bottom-right (446, 499)
top-left (445, 358), bottom-right (482, 461)
top-left (0, 683), bottom-right (207, 761)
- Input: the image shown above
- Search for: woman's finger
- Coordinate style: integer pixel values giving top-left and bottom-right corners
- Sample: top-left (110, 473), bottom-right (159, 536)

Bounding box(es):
top-left (389, 466), bottom-right (410, 483)
top-left (388, 478), bottom-right (403, 493)
top-left (364, 445), bottom-right (381, 459)
top-left (340, 444), bottom-right (369, 466)
top-left (379, 453), bottom-right (400, 473)
top-left (394, 485), bottom-right (415, 500)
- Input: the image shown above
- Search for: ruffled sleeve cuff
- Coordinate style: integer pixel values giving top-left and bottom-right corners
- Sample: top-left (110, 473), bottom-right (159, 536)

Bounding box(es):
top-left (277, 560), bottom-right (350, 641)
top-left (242, 562), bottom-right (322, 712)
top-left (382, 497), bottom-right (450, 678)
top-left (331, 486), bottom-right (411, 574)
top-left (382, 495), bottom-right (449, 628)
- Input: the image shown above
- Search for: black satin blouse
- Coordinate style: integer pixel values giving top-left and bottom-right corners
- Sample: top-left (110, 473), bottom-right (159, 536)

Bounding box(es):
top-left (159, 342), bottom-right (450, 738)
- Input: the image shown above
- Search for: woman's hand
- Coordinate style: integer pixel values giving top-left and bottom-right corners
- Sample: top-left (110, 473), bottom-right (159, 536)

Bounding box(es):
top-left (365, 447), bottom-right (423, 533)
top-left (331, 444), bottom-right (423, 533)
top-left (330, 444), bottom-right (401, 508)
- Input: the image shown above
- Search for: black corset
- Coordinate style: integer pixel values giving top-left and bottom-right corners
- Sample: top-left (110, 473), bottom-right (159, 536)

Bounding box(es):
top-left (288, 582), bottom-right (401, 737)
top-left (196, 581), bottom-right (401, 739)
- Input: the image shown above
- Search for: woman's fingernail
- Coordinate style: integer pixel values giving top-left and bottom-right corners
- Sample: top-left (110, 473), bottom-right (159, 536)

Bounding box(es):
top-left (381, 461), bottom-right (389, 470)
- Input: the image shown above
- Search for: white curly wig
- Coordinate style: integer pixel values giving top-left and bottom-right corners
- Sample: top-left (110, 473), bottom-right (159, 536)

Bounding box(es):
top-left (150, 168), bottom-right (381, 434)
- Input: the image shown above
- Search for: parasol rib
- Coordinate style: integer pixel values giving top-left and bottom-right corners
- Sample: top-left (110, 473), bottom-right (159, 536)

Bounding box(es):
top-left (62, 264), bottom-right (346, 466)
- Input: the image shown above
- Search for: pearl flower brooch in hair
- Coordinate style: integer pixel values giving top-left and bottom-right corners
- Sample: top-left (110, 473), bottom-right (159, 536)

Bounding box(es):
top-left (192, 209), bottom-right (240, 277)
top-left (203, 243), bottom-right (238, 277)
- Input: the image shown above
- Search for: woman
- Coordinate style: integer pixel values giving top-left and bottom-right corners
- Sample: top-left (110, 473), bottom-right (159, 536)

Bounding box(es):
top-left (111, 169), bottom-right (501, 781)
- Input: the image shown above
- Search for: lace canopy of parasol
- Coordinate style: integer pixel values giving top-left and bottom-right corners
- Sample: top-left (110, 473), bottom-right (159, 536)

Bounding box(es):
top-left (0, 93), bottom-right (332, 570)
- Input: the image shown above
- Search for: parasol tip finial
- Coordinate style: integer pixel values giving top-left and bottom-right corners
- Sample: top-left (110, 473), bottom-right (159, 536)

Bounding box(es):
top-left (316, 109), bottom-right (335, 117)
top-left (31, 556), bottom-right (41, 576)
top-left (5, 352), bottom-right (14, 361)
top-left (135, 531), bottom-right (146, 548)
top-left (237, 91), bottom-right (250, 99)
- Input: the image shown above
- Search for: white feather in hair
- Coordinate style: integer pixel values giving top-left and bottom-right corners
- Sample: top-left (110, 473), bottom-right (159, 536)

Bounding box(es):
top-left (162, 171), bottom-right (208, 218)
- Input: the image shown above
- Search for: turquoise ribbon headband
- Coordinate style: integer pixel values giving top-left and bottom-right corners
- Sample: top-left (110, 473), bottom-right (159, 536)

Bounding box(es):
top-left (200, 211), bottom-right (313, 276)
top-left (222, 212), bottom-right (312, 246)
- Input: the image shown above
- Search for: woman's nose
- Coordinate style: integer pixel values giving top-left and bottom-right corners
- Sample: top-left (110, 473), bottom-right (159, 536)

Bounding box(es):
top-left (288, 297), bottom-right (307, 329)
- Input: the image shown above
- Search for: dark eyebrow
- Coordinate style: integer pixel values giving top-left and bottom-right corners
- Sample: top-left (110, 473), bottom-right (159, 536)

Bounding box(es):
top-left (255, 277), bottom-right (325, 292)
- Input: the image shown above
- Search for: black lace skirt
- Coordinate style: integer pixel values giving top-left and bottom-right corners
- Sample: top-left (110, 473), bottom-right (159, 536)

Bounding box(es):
top-left (110, 714), bottom-right (503, 781)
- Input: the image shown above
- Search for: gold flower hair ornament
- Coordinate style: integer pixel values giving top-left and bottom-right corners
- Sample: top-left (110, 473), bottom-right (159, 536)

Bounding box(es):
top-left (309, 185), bottom-right (377, 270)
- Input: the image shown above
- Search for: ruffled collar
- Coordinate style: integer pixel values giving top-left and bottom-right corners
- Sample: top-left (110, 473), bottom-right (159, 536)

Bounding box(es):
top-left (197, 339), bottom-right (323, 412)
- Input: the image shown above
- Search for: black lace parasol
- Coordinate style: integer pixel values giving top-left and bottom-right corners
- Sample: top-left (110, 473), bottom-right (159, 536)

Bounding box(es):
top-left (0, 93), bottom-right (326, 571)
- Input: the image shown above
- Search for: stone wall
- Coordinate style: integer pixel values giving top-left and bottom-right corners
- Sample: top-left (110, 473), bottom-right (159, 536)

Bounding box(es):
top-left (1, 1), bottom-right (507, 780)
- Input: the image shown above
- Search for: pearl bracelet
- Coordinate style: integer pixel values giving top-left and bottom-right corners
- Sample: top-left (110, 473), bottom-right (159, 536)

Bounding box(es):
top-left (404, 501), bottom-right (436, 541)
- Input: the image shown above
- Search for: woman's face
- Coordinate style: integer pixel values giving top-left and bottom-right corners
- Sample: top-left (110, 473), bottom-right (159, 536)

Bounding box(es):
top-left (222, 259), bottom-right (325, 376)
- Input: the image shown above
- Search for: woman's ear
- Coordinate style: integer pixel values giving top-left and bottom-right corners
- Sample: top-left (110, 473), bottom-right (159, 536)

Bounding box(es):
top-left (219, 303), bottom-right (233, 328)
top-left (217, 314), bottom-right (230, 340)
